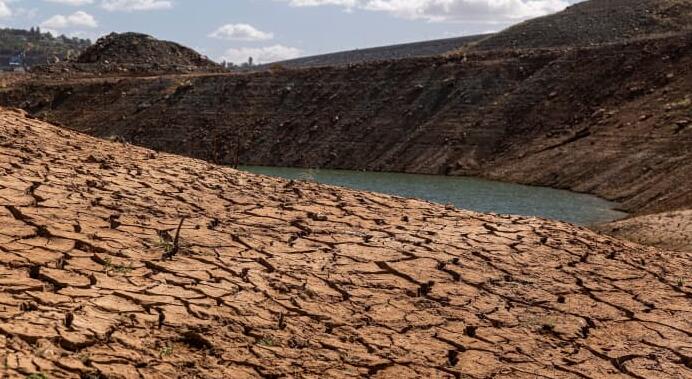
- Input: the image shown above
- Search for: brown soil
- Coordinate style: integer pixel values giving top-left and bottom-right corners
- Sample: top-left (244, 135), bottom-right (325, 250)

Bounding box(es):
top-left (1, 107), bottom-right (691, 378)
top-left (0, 73), bottom-right (24, 88)
top-left (597, 210), bottom-right (692, 252)
top-left (0, 0), bottom-right (690, 254)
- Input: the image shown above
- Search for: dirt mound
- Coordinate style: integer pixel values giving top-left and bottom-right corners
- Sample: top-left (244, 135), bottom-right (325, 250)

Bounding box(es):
top-left (30, 32), bottom-right (220, 76)
top-left (472, 0), bottom-right (692, 50)
top-left (76, 32), bottom-right (216, 67)
top-left (0, 107), bottom-right (690, 378)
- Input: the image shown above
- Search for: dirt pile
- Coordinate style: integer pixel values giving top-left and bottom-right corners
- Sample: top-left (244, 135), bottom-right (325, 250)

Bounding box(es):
top-left (31, 32), bottom-right (220, 76)
top-left (76, 32), bottom-right (216, 67)
top-left (472, 0), bottom-right (692, 50)
top-left (1, 107), bottom-right (690, 378)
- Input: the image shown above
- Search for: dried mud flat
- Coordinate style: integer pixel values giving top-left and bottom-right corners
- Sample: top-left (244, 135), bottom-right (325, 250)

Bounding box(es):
top-left (598, 210), bottom-right (692, 255)
top-left (0, 107), bottom-right (690, 378)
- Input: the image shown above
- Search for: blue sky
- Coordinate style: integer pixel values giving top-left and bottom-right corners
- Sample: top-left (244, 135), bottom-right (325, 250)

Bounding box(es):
top-left (0, 0), bottom-right (584, 64)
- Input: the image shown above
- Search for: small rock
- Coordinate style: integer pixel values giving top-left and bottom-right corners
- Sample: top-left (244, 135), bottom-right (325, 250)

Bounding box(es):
top-left (308, 212), bottom-right (328, 222)
top-left (591, 108), bottom-right (606, 118)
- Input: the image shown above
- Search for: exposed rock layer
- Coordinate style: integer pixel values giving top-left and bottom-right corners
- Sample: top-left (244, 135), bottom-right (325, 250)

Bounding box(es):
top-left (1, 107), bottom-right (690, 378)
top-left (2, 33), bottom-right (690, 216)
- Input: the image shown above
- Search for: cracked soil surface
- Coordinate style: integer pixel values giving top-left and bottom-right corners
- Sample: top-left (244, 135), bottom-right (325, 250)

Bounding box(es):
top-left (0, 107), bottom-right (691, 378)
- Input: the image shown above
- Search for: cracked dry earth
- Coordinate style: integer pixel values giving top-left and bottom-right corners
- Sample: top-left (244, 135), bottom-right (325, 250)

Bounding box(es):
top-left (0, 107), bottom-right (690, 379)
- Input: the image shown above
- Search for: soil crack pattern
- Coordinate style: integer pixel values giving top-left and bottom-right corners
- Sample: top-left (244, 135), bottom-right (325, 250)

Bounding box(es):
top-left (0, 107), bottom-right (690, 378)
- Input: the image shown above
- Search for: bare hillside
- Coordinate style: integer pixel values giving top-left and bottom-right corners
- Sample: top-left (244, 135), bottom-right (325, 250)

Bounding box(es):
top-left (268, 34), bottom-right (488, 69)
top-left (0, 107), bottom-right (690, 378)
top-left (473, 0), bottom-right (692, 50)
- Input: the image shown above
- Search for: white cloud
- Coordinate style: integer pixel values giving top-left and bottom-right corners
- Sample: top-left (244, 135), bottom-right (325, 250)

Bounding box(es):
top-left (209, 24), bottom-right (274, 41)
top-left (279, 0), bottom-right (571, 22)
top-left (41, 10), bottom-right (98, 29)
top-left (287, 0), bottom-right (359, 6)
top-left (13, 7), bottom-right (39, 19)
top-left (220, 45), bottom-right (302, 65)
top-left (101, 0), bottom-right (172, 11)
top-left (44, 0), bottom-right (95, 5)
top-left (0, 1), bottom-right (12, 18)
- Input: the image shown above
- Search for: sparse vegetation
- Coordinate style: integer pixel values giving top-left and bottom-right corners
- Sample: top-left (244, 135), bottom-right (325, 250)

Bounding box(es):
top-left (156, 236), bottom-right (174, 254)
top-left (101, 257), bottom-right (133, 274)
top-left (161, 218), bottom-right (186, 260)
top-left (114, 262), bottom-right (133, 274)
top-left (159, 344), bottom-right (174, 357)
top-left (666, 97), bottom-right (691, 111)
top-left (0, 28), bottom-right (90, 68)
top-left (257, 337), bottom-right (275, 346)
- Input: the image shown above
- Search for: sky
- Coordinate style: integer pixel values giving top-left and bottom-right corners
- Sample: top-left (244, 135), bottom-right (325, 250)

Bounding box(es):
top-left (0, 0), bottom-right (585, 64)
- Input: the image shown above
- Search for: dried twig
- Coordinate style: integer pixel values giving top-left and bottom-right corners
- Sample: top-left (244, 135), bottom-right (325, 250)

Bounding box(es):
top-left (162, 217), bottom-right (186, 260)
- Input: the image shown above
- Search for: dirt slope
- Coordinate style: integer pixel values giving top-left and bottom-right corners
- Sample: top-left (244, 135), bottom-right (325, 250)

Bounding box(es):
top-left (472, 0), bottom-right (692, 50)
top-left (0, 107), bottom-right (691, 378)
top-left (597, 210), bottom-right (692, 252)
top-left (0, 0), bottom-right (690, 254)
top-left (3, 33), bottom-right (690, 216)
top-left (266, 34), bottom-right (489, 69)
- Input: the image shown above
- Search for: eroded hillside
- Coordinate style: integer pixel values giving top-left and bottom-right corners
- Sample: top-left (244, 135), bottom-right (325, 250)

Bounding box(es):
top-left (2, 32), bottom-right (690, 216)
top-left (471, 0), bottom-right (692, 50)
top-left (268, 34), bottom-right (489, 69)
top-left (1, 107), bottom-right (691, 378)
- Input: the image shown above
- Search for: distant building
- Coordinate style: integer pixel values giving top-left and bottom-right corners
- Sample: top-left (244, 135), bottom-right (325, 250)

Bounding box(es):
top-left (9, 52), bottom-right (25, 67)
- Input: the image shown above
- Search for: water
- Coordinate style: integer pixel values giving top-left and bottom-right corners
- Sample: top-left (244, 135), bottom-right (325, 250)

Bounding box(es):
top-left (241, 166), bottom-right (627, 225)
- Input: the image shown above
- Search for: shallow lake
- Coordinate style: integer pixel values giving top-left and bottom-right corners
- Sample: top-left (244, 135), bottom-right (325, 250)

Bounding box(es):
top-left (241, 166), bottom-right (627, 225)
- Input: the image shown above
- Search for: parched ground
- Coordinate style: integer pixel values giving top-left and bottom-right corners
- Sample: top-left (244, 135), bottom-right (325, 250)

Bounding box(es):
top-left (598, 210), bottom-right (692, 253)
top-left (0, 107), bottom-right (690, 378)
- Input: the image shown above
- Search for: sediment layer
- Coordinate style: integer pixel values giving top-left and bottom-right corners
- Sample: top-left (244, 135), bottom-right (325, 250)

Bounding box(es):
top-left (597, 210), bottom-right (692, 253)
top-left (2, 33), bottom-right (690, 216)
top-left (0, 108), bottom-right (690, 378)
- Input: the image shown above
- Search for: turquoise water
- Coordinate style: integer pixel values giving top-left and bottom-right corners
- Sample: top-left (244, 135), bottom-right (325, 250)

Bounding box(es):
top-left (241, 166), bottom-right (627, 225)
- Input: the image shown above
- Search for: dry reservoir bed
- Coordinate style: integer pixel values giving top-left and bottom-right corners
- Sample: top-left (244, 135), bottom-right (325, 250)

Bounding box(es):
top-left (0, 107), bottom-right (690, 378)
